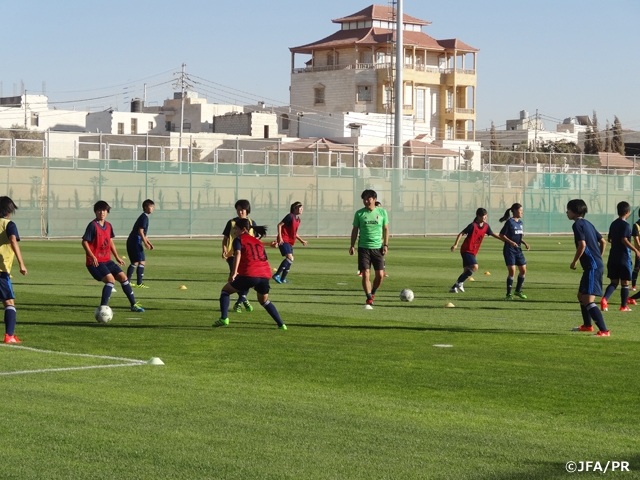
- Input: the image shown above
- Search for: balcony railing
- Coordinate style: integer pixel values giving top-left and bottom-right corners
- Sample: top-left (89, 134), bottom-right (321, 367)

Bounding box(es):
top-left (445, 108), bottom-right (475, 115)
top-left (293, 63), bottom-right (476, 75)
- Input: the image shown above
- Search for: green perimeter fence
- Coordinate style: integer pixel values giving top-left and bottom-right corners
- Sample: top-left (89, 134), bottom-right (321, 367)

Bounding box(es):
top-left (2, 157), bottom-right (639, 238)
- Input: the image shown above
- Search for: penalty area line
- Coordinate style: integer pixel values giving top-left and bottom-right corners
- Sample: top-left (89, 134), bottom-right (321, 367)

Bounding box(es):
top-left (0, 363), bottom-right (146, 376)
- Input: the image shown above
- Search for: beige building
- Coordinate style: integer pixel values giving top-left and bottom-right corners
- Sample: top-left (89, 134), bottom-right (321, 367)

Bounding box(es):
top-left (289, 4), bottom-right (478, 142)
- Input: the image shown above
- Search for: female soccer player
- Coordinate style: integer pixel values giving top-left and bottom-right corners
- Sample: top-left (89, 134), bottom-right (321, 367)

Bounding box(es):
top-left (272, 201), bottom-right (307, 284)
top-left (214, 218), bottom-right (286, 330)
top-left (126, 199), bottom-right (154, 288)
top-left (499, 203), bottom-right (530, 300)
top-left (450, 207), bottom-right (516, 293)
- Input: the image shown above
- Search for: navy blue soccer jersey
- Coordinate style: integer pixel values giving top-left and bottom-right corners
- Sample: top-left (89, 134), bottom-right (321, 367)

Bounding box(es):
top-left (572, 218), bottom-right (604, 270)
top-left (5, 221), bottom-right (19, 241)
top-left (128, 213), bottom-right (149, 244)
top-left (607, 218), bottom-right (632, 265)
top-left (500, 218), bottom-right (523, 250)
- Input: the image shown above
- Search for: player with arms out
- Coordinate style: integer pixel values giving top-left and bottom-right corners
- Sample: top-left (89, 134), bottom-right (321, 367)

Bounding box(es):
top-left (450, 207), bottom-right (516, 293)
top-left (272, 201), bottom-right (307, 284)
top-left (214, 218), bottom-right (287, 330)
top-left (350, 190), bottom-right (389, 307)
top-left (82, 201), bottom-right (145, 314)
top-left (126, 199), bottom-right (154, 288)
top-left (499, 203), bottom-right (530, 300)
top-left (567, 199), bottom-right (609, 336)
top-left (0, 197), bottom-right (27, 343)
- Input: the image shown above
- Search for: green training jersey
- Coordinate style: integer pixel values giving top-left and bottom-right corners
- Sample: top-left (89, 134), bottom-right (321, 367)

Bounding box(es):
top-left (353, 207), bottom-right (388, 249)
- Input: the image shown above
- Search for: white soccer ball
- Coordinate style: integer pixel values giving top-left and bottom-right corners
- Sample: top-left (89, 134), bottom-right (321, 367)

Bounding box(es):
top-left (400, 288), bottom-right (414, 302)
top-left (94, 305), bottom-right (113, 323)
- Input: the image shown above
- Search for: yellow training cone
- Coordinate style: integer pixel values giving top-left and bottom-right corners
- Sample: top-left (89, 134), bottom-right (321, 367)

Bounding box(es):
top-left (179, 285), bottom-right (187, 290)
top-left (484, 271), bottom-right (491, 275)
top-left (445, 302), bottom-right (455, 308)
top-left (468, 277), bottom-right (475, 281)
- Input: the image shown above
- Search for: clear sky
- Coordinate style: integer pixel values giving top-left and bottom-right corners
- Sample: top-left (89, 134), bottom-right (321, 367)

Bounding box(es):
top-left (4, 0), bottom-right (639, 132)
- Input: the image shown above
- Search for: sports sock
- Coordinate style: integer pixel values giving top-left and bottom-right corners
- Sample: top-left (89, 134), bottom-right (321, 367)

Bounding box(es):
top-left (506, 276), bottom-right (514, 295)
top-left (516, 275), bottom-right (525, 292)
top-left (580, 304), bottom-right (591, 326)
top-left (279, 258), bottom-right (293, 280)
top-left (126, 265), bottom-right (135, 282)
top-left (4, 306), bottom-right (16, 336)
top-left (604, 283), bottom-right (617, 300)
top-left (136, 264), bottom-right (145, 285)
top-left (101, 282), bottom-right (114, 305)
top-left (587, 302), bottom-right (608, 332)
top-left (220, 290), bottom-right (230, 318)
top-left (121, 280), bottom-right (136, 306)
top-left (237, 291), bottom-right (248, 304)
top-left (371, 287), bottom-right (377, 295)
top-left (633, 269), bottom-right (639, 288)
top-left (621, 285), bottom-right (629, 307)
top-left (456, 268), bottom-right (473, 285)
top-left (262, 300), bottom-right (284, 327)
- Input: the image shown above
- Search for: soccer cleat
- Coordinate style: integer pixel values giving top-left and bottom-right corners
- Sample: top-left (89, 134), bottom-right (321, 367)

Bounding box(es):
top-left (282, 279), bottom-right (291, 284)
top-left (366, 295), bottom-right (374, 306)
top-left (449, 286), bottom-right (458, 293)
top-left (213, 317), bottom-right (229, 327)
top-left (130, 303), bottom-right (145, 312)
top-left (278, 324), bottom-right (287, 330)
top-left (572, 325), bottom-right (594, 332)
top-left (633, 286), bottom-right (637, 291)
top-left (628, 298), bottom-right (637, 305)
top-left (514, 291), bottom-right (527, 299)
top-left (505, 294), bottom-right (514, 301)
top-left (456, 282), bottom-right (465, 293)
top-left (135, 284), bottom-right (149, 289)
top-left (243, 301), bottom-right (253, 312)
top-left (594, 330), bottom-right (610, 337)
top-left (600, 298), bottom-right (608, 312)
top-left (384, 272), bottom-right (389, 277)
top-left (619, 306), bottom-right (632, 312)
top-left (233, 303), bottom-right (243, 313)
top-left (357, 272), bottom-right (363, 277)
top-left (3, 334), bottom-right (21, 344)
top-left (272, 274), bottom-right (282, 284)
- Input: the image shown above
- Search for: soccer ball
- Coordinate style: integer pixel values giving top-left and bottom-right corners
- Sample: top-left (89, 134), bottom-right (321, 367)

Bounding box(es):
top-left (94, 305), bottom-right (113, 323)
top-left (400, 289), bottom-right (414, 302)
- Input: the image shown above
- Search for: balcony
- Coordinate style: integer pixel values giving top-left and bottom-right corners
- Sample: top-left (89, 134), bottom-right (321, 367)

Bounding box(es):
top-left (293, 63), bottom-right (475, 75)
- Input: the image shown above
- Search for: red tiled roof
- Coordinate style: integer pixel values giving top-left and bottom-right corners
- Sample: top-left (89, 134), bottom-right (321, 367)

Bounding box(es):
top-left (437, 38), bottom-right (479, 53)
top-left (598, 152), bottom-right (634, 169)
top-left (265, 138), bottom-right (355, 152)
top-left (369, 140), bottom-right (458, 157)
top-left (332, 5), bottom-right (431, 26)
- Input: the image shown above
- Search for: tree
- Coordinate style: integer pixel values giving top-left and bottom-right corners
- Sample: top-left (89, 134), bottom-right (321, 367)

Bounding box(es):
top-left (611, 116), bottom-right (625, 155)
top-left (604, 120), bottom-right (611, 152)
top-left (583, 126), bottom-right (594, 155)
top-left (591, 111), bottom-right (603, 153)
top-left (490, 122), bottom-right (499, 150)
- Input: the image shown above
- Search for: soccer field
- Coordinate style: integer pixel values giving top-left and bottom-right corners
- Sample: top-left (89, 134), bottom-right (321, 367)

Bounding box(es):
top-left (1, 237), bottom-right (638, 479)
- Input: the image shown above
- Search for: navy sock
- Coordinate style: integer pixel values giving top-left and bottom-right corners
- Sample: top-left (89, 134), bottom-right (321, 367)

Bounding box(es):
top-left (237, 291), bottom-right (248, 304)
top-left (604, 283), bottom-right (617, 301)
top-left (456, 269), bottom-right (473, 285)
top-left (126, 265), bottom-right (135, 282)
top-left (516, 275), bottom-right (525, 292)
top-left (262, 300), bottom-right (284, 326)
top-left (121, 280), bottom-right (136, 306)
top-left (580, 304), bottom-right (591, 326)
top-left (101, 282), bottom-right (114, 305)
top-left (136, 264), bottom-right (145, 285)
top-left (279, 258), bottom-right (293, 280)
top-left (621, 285), bottom-right (629, 307)
top-left (220, 290), bottom-right (230, 318)
top-left (506, 276), bottom-right (514, 295)
top-left (587, 303), bottom-right (608, 332)
top-left (4, 306), bottom-right (16, 336)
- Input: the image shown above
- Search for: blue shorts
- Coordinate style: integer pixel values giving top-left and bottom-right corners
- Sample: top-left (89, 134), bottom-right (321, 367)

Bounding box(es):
top-left (607, 261), bottom-right (632, 281)
top-left (0, 272), bottom-right (15, 301)
top-left (461, 252), bottom-right (477, 268)
top-left (126, 238), bottom-right (145, 263)
top-left (279, 243), bottom-right (293, 256)
top-left (230, 276), bottom-right (270, 295)
top-left (579, 268), bottom-right (603, 297)
top-left (504, 248), bottom-right (526, 267)
top-left (87, 261), bottom-right (123, 282)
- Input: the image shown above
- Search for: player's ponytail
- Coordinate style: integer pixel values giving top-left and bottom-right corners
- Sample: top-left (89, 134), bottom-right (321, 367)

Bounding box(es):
top-left (253, 226), bottom-right (268, 238)
top-left (500, 203), bottom-right (522, 222)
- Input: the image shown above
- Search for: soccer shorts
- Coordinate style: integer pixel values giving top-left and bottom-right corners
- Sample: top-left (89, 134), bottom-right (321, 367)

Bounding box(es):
top-left (278, 243), bottom-right (293, 256)
top-left (461, 252), bottom-right (478, 268)
top-left (607, 261), bottom-right (632, 281)
top-left (503, 248), bottom-right (526, 267)
top-left (579, 268), bottom-right (603, 297)
top-left (230, 276), bottom-right (270, 295)
top-left (126, 238), bottom-right (145, 263)
top-left (0, 272), bottom-right (15, 301)
top-left (358, 247), bottom-right (385, 272)
top-left (87, 261), bottom-right (123, 282)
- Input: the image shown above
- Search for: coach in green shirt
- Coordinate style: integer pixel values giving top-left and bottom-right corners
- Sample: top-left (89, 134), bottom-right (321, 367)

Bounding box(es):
top-left (350, 189), bottom-right (389, 307)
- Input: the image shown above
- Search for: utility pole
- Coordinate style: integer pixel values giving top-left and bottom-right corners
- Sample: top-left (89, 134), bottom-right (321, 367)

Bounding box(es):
top-left (173, 63), bottom-right (189, 163)
top-left (24, 90), bottom-right (27, 128)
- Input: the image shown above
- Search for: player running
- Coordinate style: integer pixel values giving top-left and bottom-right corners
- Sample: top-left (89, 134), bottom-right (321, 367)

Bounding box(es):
top-left (499, 203), bottom-right (530, 300)
top-left (126, 199), bottom-right (154, 288)
top-left (272, 201), bottom-right (307, 284)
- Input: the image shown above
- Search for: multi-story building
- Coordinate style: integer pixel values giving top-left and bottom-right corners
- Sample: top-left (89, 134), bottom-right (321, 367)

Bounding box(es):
top-left (289, 4), bottom-right (478, 142)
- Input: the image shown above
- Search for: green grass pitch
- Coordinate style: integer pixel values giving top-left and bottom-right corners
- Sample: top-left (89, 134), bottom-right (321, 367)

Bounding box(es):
top-left (1, 237), bottom-right (638, 479)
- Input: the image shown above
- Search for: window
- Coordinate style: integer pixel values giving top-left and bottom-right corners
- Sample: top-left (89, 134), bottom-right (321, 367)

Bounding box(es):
top-left (148, 121), bottom-right (154, 130)
top-left (281, 114), bottom-right (290, 131)
top-left (165, 121), bottom-right (171, 132)
top-left (357, 85), bottom-right (372, 102)
top-left (327, 51), bottom-right (338, 66)
top-left (359, 51), bottom-right (373, 64)
top-left (30, 114), bottom-right (38, 127)
top-left (404, 84), bottom-right (413, 107)
top-left (117, 122), bottom-right (124, 134)
top-left (314, 87), bottom-right (325, 105)
top-left (416, 89), bottom-right (425, 122)
top-left (131, 118), bottom-right (138, 135)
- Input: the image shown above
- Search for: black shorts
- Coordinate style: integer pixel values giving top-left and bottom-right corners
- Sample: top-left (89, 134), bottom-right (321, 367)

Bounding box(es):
top-left (358, 247), bottom-right (385, 272)
top-left (230, 276), bottom-right (270, 295)
top-left (607, 261), bottom-right (632, 281)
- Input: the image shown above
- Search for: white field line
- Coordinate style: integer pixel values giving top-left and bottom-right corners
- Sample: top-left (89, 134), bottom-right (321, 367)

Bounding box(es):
top-left (0, 344), bottom-right (147, 376)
